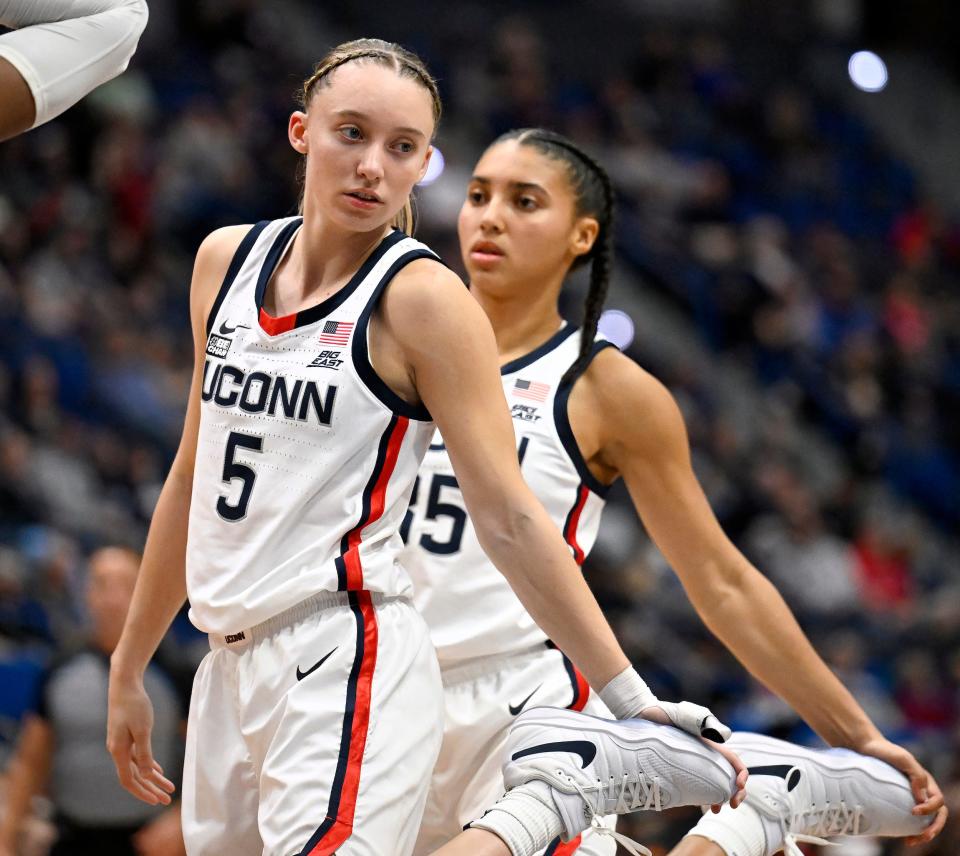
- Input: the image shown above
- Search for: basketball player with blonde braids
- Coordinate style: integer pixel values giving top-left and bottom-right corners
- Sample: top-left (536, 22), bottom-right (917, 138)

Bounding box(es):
top-left (106, 40), bottom-right (746, 856)
top-left (415, 129), bottom-right (946, 856)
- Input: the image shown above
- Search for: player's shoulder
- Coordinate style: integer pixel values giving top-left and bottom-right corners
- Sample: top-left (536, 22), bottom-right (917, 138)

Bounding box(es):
top-left (390, 255), bottom-right (464, 296)
top-left (383, 256), bottom-right (476, 330)
top-left (580, 345), bottom-right (679, 423)
top-left (581, 345), bottom-right (653, 394)
top-left (195, 224), bottom-right (255, 276)
top-left (190, 223), bottom-right (256, 317)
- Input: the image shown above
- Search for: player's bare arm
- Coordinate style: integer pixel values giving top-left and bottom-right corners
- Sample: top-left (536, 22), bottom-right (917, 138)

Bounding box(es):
top-left (107, 225), bottom-right (250, 805)
top-left (376, 262), bottom-right (671, 693)
top-left (379, 261), bottom-right (634, 692)
top-left (573, 347), bottom-right (946, 839)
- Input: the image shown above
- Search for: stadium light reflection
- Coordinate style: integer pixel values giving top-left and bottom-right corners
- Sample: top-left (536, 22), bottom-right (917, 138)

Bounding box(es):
top-left (417, 146), bottom-right (445, 185)
top-left (598, 309), bottom-right (635, 350)
top-left (848, 51), bottom-right (888, 92)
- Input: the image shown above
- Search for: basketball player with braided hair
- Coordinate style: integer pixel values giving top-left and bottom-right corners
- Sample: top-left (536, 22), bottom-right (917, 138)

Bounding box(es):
top-left (106, 40), bottom-right (749, 856)
top-left (408, 129), bottom-right (946, 856)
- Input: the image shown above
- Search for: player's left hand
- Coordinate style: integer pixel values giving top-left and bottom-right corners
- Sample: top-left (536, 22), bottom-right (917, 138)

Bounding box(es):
top-left (107, 673), bottom-right (175, 805)
top-left (853, 735), bottom-right (947, 845)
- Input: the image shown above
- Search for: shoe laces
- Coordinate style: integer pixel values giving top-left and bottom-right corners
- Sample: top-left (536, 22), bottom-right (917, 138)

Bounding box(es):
top-left (781, 833), bottom-right (835, 856)
top-left (558, 769), bottom-right (661, 856)
top-left (587, 814), bottom-right (652, 856)
top-left (769, 764), bottom-right (864, 856)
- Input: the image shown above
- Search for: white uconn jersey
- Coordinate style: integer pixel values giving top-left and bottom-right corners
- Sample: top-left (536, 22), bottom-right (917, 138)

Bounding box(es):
top-left (187, 217), bottom-right (438, 635)
top-left (403, 325), bottom-right (616, 668)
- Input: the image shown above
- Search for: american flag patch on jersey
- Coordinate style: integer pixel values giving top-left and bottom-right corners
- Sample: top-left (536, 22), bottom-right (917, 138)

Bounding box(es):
top-left (319, 320), bottom-right (354, 345)
top-left (513, 378), bottom-right (550, 402)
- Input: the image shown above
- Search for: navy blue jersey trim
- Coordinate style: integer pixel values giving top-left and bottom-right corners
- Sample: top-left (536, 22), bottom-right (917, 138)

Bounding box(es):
top-left (253, 217), bottom-right (301, 312)
top-left (205, 220), bottom-right (270, 336)
top-left (553, 339), bottom-right (618, 498)
top-left (254, 223), bottom-right (408, 332)
top-left (560, 648), bottom-right (585, 710)
top-left (298, 591), bottom-right (365, 854)
top-left (499, 324), bottom-right (578, 376)
top-left (334, 555), bottom-right (348, 591)
top-left (543, 838), bottom-right (563, 855)
top-left (352, 250), bottom-right (439, 421)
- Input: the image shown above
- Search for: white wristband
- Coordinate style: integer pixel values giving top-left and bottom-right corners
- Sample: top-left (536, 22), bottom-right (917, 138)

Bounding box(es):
top-left (597, 666), bottom-right (658, 720)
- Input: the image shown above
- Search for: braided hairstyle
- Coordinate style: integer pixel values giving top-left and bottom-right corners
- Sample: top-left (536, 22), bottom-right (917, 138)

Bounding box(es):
top-left (297, 39), bottom-right (442, 234)
top-left (494, 129), bottom-right (615, 383)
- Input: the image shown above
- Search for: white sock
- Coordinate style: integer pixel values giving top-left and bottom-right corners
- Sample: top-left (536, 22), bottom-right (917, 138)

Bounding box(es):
top-left (469, 780), bottom-right (565, 856)
top-left (684, 803), bottom-right (781, 856)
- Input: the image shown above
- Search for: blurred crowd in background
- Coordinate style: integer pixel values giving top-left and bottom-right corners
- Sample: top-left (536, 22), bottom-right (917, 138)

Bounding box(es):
top-left (0, 1), bottom-right (957, 853)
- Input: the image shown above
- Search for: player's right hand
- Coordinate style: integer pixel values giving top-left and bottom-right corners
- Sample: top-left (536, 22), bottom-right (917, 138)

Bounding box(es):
top-left (107, 674), bottom-right (175, 805)
top-left (853, 735), bottom-right (947, 845)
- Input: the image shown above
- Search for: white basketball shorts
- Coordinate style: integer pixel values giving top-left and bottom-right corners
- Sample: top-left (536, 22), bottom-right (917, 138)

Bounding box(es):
top-left (182, 591), bottom-right (443, 856)
top-left (413, 643), bottom-right (617, 856)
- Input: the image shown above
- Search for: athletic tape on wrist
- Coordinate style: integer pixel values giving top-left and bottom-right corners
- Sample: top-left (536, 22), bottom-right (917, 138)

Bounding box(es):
top-left (597, 666), bottom-right (658, 720)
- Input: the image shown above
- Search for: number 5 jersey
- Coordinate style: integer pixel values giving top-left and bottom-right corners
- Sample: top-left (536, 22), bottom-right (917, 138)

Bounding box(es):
top-left (186, 217), bottom-right (439, 636)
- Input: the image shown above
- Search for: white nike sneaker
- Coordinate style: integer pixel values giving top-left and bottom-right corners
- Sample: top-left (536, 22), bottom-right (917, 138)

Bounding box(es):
top-left (503, 707), bottom-right (737, 844)
top-left (728, 732), bottom-right (933, 855)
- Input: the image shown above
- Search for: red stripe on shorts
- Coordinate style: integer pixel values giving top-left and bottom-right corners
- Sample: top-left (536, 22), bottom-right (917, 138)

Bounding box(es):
top-left (304, 590), bottom-right (379, 855)
top-left (545, 834), bottom-right (583, 855)
top-left (569, 663), bottom-right (590, 712)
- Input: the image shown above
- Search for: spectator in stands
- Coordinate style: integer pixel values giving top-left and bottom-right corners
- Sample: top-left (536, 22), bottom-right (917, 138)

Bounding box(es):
top-left (0, 546), bottom-right (184, 856)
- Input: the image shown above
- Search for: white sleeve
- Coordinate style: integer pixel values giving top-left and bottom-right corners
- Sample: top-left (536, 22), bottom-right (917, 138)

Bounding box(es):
top-left (0, 0), bottom-right (148, 129)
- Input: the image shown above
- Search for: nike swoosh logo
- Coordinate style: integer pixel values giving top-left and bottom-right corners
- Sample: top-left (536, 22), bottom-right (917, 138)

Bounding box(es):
top-left (508, 684), bottom-right (542, 716)
top-left (218, 321), bottom-right (251, 335)
top-left (747, 764), bottom-right (802, 792)
top-left (511, 739), bottom-right (597, 769)
top-left (296, 647), bottom-right (338, 681)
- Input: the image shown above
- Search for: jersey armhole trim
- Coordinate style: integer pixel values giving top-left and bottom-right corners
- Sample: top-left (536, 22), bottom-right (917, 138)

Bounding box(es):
top-left (205, 220), bottom-right (270, 336)
top-left (553, 339), bottom-right (618, 498)
top-left (352, 249), bottom-right (441, 422)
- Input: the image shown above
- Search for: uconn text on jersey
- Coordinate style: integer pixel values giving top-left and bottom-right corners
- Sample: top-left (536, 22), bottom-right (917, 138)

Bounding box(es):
top-left (200, 359), bottom-right (337, 425)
